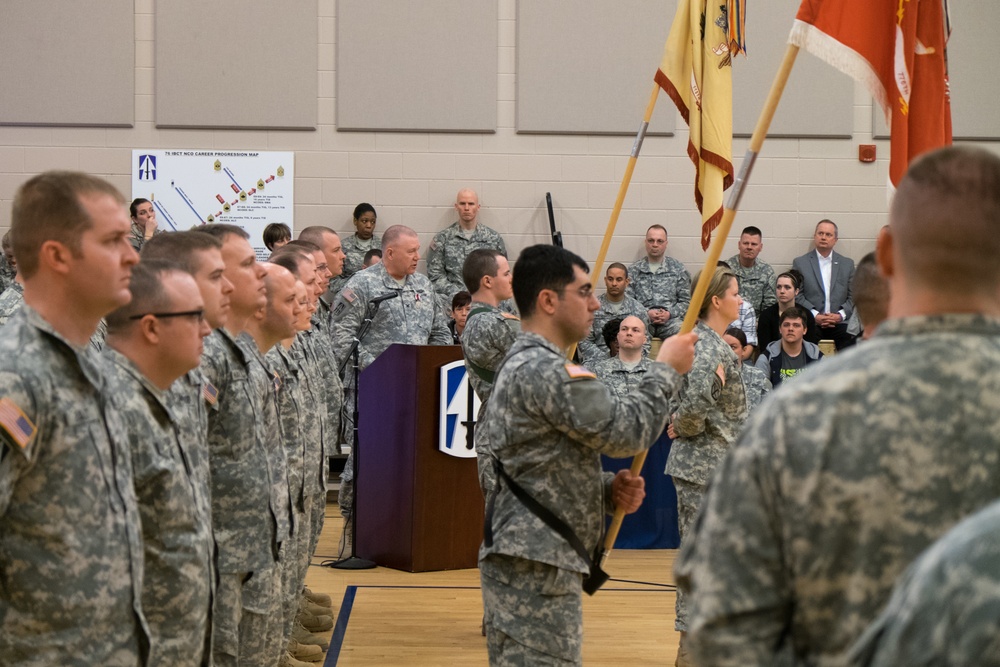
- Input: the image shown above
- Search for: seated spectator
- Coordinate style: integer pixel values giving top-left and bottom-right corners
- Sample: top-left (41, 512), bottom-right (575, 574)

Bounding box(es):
top-left (792, 219), bottom-right (857, 350)
top-left (719, 261), bottom-right (758, 352)
top-left (129, 197), bottom-right (160, 252)
top-left (755, 306), bottom-right (823, 388)
top-left (362, 248), bottom-right (382, 268)
top-left (757, 269), bottom-right (819, 351)
top-left (626, 224), bottom-right (691, 339)
top-left (723, 327), bottom-right (770, 410)
top-left (0, 230), bottom-right (16, 293)
top-left (593, 316), bottom-right (652, 398)
top-left (852, 246), bottom-right (890, 340)
top-left (578, 262), bottom-right (649, 364)
top-left (263, 222), bottom-right (292, 252)
top-left (448, 290), bottom-right (472, 343)
top-left (601, 317), bottom-right (623, 359)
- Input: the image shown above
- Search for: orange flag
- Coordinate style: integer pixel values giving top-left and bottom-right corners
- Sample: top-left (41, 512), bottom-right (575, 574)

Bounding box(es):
top-left (789, 0), bottom-right (952, 188)
top-left (656, 0), bottom-right (738, 250)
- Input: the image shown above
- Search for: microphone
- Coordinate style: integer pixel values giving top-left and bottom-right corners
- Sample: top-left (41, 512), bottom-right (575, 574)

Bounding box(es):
top-left (369, 291), bottom-right (400, 304)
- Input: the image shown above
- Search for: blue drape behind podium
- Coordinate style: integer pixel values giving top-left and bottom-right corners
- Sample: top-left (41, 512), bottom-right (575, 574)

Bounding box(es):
top-left (602, 430), bottom-right (679, 549)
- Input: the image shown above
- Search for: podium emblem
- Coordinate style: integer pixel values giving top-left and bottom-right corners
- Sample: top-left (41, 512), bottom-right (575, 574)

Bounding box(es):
top-left (438, 360), bottom-right (481, 459)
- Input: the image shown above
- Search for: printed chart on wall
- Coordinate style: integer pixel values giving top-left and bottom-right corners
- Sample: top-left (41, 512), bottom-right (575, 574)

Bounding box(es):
top-left (131, 150), bottom-right (294, 258)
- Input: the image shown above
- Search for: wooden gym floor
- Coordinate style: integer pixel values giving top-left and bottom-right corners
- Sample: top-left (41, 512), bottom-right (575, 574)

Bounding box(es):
top-left (304, 503), bottom-right (683, 666)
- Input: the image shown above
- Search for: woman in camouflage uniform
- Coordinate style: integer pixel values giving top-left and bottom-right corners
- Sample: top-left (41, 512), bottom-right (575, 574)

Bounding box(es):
top-left (665, 266), bottom-right (749, 667)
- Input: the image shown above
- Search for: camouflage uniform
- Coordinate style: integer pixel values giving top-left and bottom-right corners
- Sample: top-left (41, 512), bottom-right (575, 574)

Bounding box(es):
top-left (331, 261), bottom-right (452, 515)
top-left (625, 257), bottom-right (691, 339)
top-left (128, 220), bottom-right (161, 253)
top-left (479, 332), bottom-right (681, 664)
top-left (849, 498), bottom-right (1000, 667)
top-left (0, 281), bottom-right (25, 326)
top-left (593, 355), bottom-right (652, 399)
top-left (0, 306), bottom-right (149, 665)
top-left (674, 314), bottom-right (1000, 667)
top-left (200, 328), bottom-right (279, 667)
top-left (666, 320), bottom-right (747, 632)
top-left (0, 253), bottom-right (15, 294)
top-left (103, 349), bottom-right (213, 667)
top-left (577, 293), bottom-right (649, 365)
top-left (328, 233), bottom-right (381, 296)
top-left (461, 301), bottom-right (520, 495)
top-left (725, 254), bottom-right (777, 317)
top-left (739, 362), bottom-right (771, 411)
top-left (426, 222), bottom-right (507, 309)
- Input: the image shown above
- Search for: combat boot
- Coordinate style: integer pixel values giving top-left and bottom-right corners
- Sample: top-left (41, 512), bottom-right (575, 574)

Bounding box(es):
top-left (302, 586), bottom-right (332, 607)
top-left (288, 638), bottom-right (324, 663)
top-left (299, 597), bottom-right (333, 617)
top-left (278, 651), bottom-right (315, 667)
top-left (293, 621), bottom-right (331, 651)
top-left (298, 607), bottom-right (334, 632)
top-left (675, 631), bottom-right (694, 667)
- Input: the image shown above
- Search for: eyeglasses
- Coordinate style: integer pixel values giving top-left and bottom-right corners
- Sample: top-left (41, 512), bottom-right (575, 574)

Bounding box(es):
top-left (129, 309), bottom-right (205, 323)
top-left (554, 284), bottom-right (594, 299)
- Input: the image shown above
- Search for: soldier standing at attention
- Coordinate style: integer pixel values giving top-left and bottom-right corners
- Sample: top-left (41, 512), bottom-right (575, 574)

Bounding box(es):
top-left (427, 189), bottom-right (507, 313)
top-left (675, 145), bottom-right (1000, 666)
top-left (478, 244), bottom-right (697, 666)
top-left (0, 172), bottom-right (148, 665)
top-left (103, 261), bottom-right (214, 667)
top-left (665, 266), bottom-right (748, 667)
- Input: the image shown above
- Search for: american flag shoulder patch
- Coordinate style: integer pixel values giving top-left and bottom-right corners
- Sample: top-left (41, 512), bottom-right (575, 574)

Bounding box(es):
top-left (202, 381), bottom-right (219, 406)
top-left (341, 288), bottom-right (356, 303)
top-left (564, 364), bottom-right (596, 380)
top-left (0, 397), bottom-right (36, 450)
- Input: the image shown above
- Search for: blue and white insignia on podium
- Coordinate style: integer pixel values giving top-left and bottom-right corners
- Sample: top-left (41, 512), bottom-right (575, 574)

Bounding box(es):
top-left (438, 360), bottom-right (481, 459)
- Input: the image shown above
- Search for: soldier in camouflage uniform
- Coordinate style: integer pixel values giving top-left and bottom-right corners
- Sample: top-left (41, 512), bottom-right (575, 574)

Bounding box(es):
top-left (592, 316), bottom-right (652, 398)
top-left (103, 262), bottom-right (214, 667)
top-left (427, 189), bottom-right (507, 314)
top-left (0, 279), bottom-right (24, 326)
top-left (725, 225), bottom-right (777, 317)
top-left (848, 498), bottom-right (1000, 667)
top-left (578, 263), bottom-right (649, 365)
top-left (331, 225), bottom-right (452, 526)
top-left (722, 328), bottom-right (771, 411)
top-left (128, 197), bottom-right (161, 252)
top-left (665, 267), bottom-right (747, 666)
top-left (0, 172), bottom-right (149, 665)
top-left (0, 230), bottom-right (16, 293)
top-left (197, 224), bottom-right (281, 667)
top-left (478, 245), bottom-right (697, 666)
top-left (675, 146), bottom-right (1000, 666)
top-left (626, 225), bottom-right (691, 339)
top-left (328, 203), bottom-right (379, 297)
top-left (459, 249), bottom-right (519, 497)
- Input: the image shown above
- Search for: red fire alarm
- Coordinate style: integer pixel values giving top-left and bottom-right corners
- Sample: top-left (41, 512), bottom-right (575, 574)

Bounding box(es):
top-left (859, 144), bottom-right (877, 163)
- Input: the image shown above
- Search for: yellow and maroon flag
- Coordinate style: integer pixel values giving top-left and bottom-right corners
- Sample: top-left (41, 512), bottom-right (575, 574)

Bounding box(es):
top-left (789, 0), bottom-right (952, 188)
top-left (656, 0), bottom-right (742, 250)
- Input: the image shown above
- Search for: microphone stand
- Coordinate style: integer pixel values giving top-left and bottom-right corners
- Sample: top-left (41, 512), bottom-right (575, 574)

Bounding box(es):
top-left (328, 298), bottom-right (389, 570)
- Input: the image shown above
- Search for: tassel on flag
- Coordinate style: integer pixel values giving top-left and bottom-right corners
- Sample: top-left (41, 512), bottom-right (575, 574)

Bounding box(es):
top-left (789, 0), bottom-right (952, 188)
top-left (656, 0), bottom-right (742, 250)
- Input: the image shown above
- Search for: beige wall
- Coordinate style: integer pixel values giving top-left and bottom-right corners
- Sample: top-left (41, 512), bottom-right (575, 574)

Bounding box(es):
top-left (0, 0), bottom-right (988, 278)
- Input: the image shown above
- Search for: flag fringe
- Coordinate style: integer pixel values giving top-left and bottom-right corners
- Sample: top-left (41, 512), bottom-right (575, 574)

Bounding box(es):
top-left (788, 19), bottom-right (891, 125)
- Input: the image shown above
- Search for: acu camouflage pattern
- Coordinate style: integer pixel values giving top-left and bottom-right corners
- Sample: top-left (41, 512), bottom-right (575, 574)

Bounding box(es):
top-left (102, 350), bottom-right (213, 667)
top-left (426, 222), bottom-right (507, 303)
top-left (331, 261), bottom-right (452, 372)
top-left (328, 233), bottom-right (382, 296)
top-left (593, 356), bottom-right (653, 399)
top-left (577, 293), bottom-right (649, 365)
top-left (0, 306), bottom-right (149, 666)
top-left (739, 362), bottom-right (771, 411)
top-left (0, 253), bottom-right (15, 293)
top-left (0, 281), bottom-right (24, 327)
top-left (848, 498), bottom-right (1000, 667)
top-left (725, 254), bottom-right (777, 316)
top-left (675, 314), bottom-right (1000, 667)
top-left (479, 332), bottom-right (680, 574)
top-left (625, 256), bottom-right (691, 336)
top-left (665, 320), bottom-right (747, 487)
top-left (201, 328), bottom-right (278, 573)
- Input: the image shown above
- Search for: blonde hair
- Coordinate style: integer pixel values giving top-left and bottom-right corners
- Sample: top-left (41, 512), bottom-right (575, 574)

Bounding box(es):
top-left (693, 266), bottom-right (737, 319)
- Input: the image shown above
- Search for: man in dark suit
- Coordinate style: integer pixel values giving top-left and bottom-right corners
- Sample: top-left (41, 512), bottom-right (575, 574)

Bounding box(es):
top-left (791, 220), bottom-right (856, 349)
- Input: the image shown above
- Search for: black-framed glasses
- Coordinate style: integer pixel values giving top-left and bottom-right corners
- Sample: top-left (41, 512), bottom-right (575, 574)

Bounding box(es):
top-left (129, 309), bottom-right (205, 322)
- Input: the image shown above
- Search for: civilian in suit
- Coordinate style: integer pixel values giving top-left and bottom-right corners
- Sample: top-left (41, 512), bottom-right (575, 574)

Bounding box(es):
top-left (791, 220), bottom-right (857, 349)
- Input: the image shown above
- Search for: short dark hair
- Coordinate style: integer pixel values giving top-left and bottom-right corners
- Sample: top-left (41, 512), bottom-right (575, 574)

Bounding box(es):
top-left (363, 248), bottom-right (382, 264)
top-left (262, 222), bottom-right (291, 251)
top-left (724, 326), bottom-right (747, 347)
top-left (606, 262), bottom-right (628, 275)
top-left (284, 239), bottom-right (321, 253)
top-left (353, 203), bottom-right (376, 220)
top-left (268, 247), bottom-right (314, 279)
top-left (512, 245), bottom-right (589, 318)
top-left (741, 226), bottom-right (763, 238)
top-left (602, 317), bottom-right (624, 349)
top-left (779, 306), bottom-right (807, 326)
top-left (297, 226), bottom-right (336, 247)
top-left (816, 219), bottom-right (839, 236)
top-left (199, 223), bottom-right (249, 242)
top-left (852, 252), bottom-right (889, 330)
top-left (451, 291), bottom-right (472, 311)
top-left (462, 248), bottom-right (502, 293)
top-left (141, 231), bottom-right (222, 275)
top-left (646, 224), bottom-right (667, 237)
top-left (105, 259), bottom-right (183, 334)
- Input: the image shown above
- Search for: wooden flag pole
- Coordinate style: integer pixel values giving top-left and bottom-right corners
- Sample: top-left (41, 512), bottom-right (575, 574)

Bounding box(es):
top-left (599, 44), bottom-right (801, 568)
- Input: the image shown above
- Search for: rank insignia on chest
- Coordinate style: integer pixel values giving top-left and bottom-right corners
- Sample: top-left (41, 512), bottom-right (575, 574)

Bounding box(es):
top-left (272, 372), bottom-right (282, 392)
top-left (564, 364), bottom-right (597, 380)
top-left (202, 381), bottom-right (219, 406)
top-left (414, 292), bottom-right (421, 302)
top-left (0, 397), bottom-right (36, 449)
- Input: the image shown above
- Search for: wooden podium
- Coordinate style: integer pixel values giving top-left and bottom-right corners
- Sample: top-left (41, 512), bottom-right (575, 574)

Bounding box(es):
top-left (355, 344), bottom-right (484, 572)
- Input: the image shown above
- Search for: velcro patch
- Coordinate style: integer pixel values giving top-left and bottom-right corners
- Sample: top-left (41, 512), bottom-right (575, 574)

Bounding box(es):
top-left (564, 364), bottom-right (597, 380)
top-left (202, 381), bottom-right (219, 406)
top-left (340, 288), bottom-right (356, 303)
top-left (0, 397), bottom-right (36, 449)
